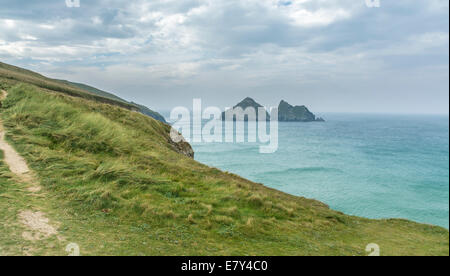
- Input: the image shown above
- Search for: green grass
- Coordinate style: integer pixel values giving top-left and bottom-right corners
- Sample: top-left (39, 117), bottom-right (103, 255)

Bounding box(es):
top-left (0, 60), bottom-right (448, 256)
top-left (0, 150), bottom-right (64, 256)
top-left (55, 80), bottom-right (130, 104)
top-left (0, 61), bottom-right (136, 110)
top-left (0, 61), bottom-right (166, 123)
top-left (0, 83), bottom-right (448, 256)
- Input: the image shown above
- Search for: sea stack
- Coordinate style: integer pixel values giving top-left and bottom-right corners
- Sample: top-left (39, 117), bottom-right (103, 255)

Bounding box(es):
top-left (278, 100), bottom-right (324, 122)
top-left (222, 97), bottom-right (270, 121)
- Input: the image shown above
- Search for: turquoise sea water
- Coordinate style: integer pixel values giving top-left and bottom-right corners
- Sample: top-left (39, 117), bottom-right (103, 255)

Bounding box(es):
top-left (190, 114), bottom-right (449, 229)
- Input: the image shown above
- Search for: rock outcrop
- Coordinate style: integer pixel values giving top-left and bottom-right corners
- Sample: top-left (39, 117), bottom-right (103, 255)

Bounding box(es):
top-left (222, 97), bottom-right (270, 121)
top-left (167, 132), bottom-right (195, 159)
top-left (278, 100), bottom-right (324, 122)
top-left (172, 139), bottom-right (195, 159)
top-left (222, 98), bottom-right (324, 122)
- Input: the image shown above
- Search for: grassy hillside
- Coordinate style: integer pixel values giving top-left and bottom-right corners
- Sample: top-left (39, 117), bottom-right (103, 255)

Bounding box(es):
top-left (0, 62), bottom-right (135, 111)
top-left (0, 151), bottom-right (63, 256)
top-left (0, 62), bottom-right (166, 123)
top-left (0, 66), bottom-right (448, 256)
top-left (56, 80), bottom-right (129, 104)
top-left (56, 79), bottom-right (167, 123)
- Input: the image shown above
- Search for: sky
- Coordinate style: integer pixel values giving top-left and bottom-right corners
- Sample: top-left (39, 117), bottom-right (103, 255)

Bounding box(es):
top-left (0, 0), bottom-right (448, 114)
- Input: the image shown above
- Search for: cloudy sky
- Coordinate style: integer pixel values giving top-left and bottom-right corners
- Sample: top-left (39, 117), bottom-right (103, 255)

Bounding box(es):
top-left (0, 0), bottom-right (448, 114)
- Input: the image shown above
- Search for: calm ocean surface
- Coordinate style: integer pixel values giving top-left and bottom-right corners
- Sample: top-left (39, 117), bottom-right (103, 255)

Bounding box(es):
top-left (187, 114), bottom-right (449, 229)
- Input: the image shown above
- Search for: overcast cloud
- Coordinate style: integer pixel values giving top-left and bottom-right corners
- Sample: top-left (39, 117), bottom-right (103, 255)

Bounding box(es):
top-left (0, 0), bottom-right (448, 114)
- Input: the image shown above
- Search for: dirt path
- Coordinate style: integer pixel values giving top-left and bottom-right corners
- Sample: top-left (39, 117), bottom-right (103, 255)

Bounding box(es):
top-left (0, 132), bottom-right (30, 176)
top-left (0, 90), bottom-right (36, 185)
top-left (19, 211), bottom-right (58, 241)
top-left (0, 90), bottom-right (60, 249)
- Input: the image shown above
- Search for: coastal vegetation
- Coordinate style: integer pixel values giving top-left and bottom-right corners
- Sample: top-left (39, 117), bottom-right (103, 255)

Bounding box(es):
top-left (0, 62), bottom-right (448, 256)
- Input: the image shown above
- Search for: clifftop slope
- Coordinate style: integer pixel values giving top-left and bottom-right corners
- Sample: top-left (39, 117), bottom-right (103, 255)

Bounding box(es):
top-left (0, 62), bottom-right (166, 123)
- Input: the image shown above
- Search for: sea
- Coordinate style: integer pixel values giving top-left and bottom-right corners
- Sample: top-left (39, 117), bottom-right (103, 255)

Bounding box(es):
top-left (167, 113), bottom-right (449, 229)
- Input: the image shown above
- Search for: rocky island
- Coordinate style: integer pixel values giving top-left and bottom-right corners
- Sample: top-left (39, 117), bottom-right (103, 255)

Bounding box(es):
top-left (222, 97), bottom-right (270, 121)
top-left (278, 100), bottom-right (325, 122)
top-left (222, 97), bottom-right (324, 122)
